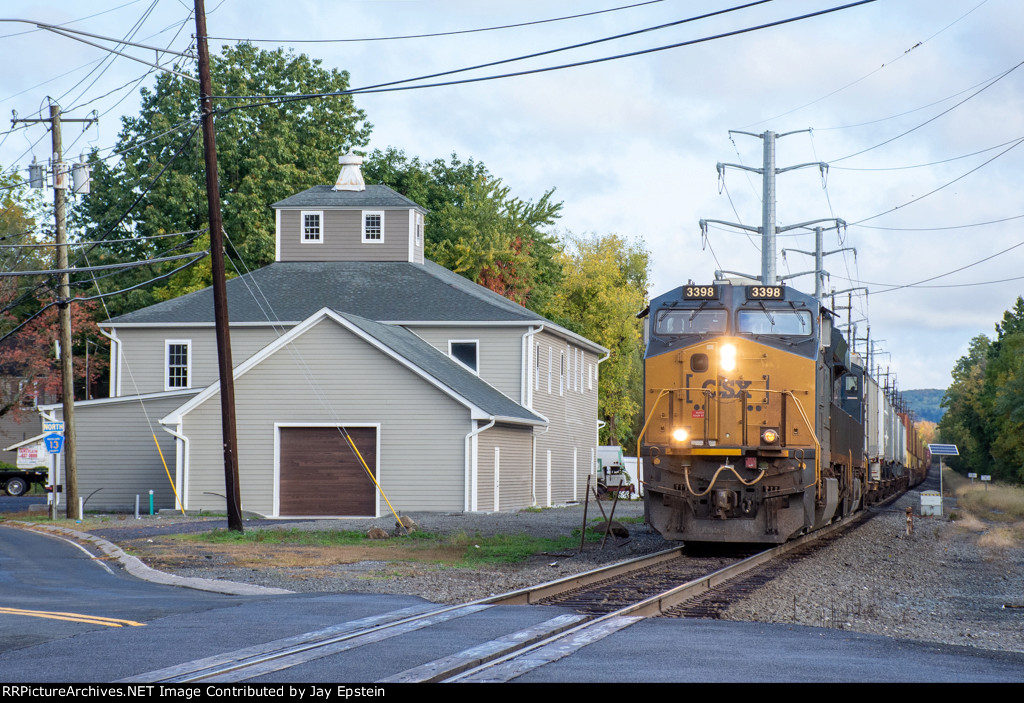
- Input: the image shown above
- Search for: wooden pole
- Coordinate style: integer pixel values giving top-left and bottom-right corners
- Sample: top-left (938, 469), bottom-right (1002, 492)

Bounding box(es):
top-left (194, 0), bottom-right (243, 532)
top-left (50, 103), bottom-right (79, 520)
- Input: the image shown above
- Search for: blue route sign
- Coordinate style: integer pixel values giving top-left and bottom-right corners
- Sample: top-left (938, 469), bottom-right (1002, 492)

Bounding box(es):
top-left (44, 433), bottom-right (64, 454)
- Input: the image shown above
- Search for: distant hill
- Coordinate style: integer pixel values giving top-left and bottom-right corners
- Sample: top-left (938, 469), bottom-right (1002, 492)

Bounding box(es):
top-left (903, 389), bottom-right (945, 423)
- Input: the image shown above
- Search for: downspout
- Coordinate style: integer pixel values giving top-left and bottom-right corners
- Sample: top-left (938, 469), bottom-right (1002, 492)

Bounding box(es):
top-left (98, 327), bottom-right (120, 397)
top-left (160, 422), bottom-right (189, 512)
top-left (465, 418), bottom-right (495, 512)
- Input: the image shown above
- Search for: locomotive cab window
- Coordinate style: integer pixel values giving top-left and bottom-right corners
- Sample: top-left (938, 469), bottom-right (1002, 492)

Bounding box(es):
top-left (655, 309), bottom-right (728, 335)
top-left (737, 309), bottom-right (812, 336)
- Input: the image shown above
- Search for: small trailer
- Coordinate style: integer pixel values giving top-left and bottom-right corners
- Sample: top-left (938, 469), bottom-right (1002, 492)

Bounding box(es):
top-left (596, 445), bottom-right (634, 497)
top-left (1, 468), bottom-right (48, 496)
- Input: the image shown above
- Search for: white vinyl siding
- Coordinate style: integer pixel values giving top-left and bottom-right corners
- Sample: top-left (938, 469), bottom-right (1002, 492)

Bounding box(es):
top-left (276, 208), bottom-right (411, 262)
top-left (405, 326), bottom-right (523, 401)
top-left (113, 327), bottom-right (280, 396)
top-left (181, 317), bottom-right (470, 515)
top-left (531, 330), bottom-right (600, 507)
top-left (475, 424), bottom-right (534, 511)
top-left (48, 393), bottom-right (199, 512)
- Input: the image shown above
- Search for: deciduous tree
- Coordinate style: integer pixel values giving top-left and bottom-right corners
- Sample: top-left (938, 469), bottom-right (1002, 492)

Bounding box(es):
top-left (363, 148), bottom-right (563, 311)
top-left (77, 43), bottom-right (371, 317)
top-left (544, 233), bottom-right (649, 448)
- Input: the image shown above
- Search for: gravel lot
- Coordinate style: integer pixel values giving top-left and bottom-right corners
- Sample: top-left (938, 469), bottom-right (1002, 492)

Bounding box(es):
top-left (42, 481), bottom-right (1024, 656)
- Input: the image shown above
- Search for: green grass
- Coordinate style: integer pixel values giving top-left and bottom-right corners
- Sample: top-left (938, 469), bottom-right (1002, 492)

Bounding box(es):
top-left (185, 527), bottom-right (433, 546)
top-left (454, 532), bottom-right (585, 566)
top-left (178, 526), bottom-right (599, 567)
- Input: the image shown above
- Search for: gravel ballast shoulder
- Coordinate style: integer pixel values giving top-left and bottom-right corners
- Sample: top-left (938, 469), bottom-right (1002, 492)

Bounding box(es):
top-left (57, 486), bottom-right (1024, 656)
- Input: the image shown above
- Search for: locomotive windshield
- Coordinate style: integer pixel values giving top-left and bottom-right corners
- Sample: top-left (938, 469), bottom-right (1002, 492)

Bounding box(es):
top-left (655, 308), bottom-right (728, 335)
top-left (737, 309), bottom-right (812, 336)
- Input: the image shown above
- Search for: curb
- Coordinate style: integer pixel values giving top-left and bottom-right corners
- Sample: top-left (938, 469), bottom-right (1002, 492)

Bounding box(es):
top-left (6, 521), bottom-right (293, 597)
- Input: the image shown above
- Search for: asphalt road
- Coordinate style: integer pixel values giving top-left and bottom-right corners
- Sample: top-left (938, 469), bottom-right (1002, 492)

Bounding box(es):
top-left (1, 522), bottom-right (1022, 683)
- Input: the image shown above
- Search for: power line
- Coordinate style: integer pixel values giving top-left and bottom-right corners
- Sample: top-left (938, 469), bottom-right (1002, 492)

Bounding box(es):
top-left (0, 229), bottom-right (205, 249)
top-left (213, 0), bottom-right (781, 100)
top-left (832, 135), bottom-right (1024, 171)
top-left (742, 0), bottom-right (990, 129)
top-left (0, 0), bottom-right (150, 39)
top-left (207, 0), bottom-right (676, 43)
top-left (849, 136), bottom-right (1024, 225)
top-left (831, 238), bottom-right (1024, 294)
top-left (816, 66), bottom-right (1011, 133)
top-left (0, 250), bottom-right (207, 277)
top-left (853, 213), bottom-right (1024, 232)
top-left (828, 58), bottom-right (1024, 164)
top-left (213, 1), bottom-right (877, 111)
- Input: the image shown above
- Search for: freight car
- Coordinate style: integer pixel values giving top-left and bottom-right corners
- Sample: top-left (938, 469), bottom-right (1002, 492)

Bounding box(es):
top-left (638, 279), bottom-right (924, 543)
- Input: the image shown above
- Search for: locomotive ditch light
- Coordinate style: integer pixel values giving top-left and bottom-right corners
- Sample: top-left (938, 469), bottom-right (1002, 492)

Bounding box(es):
top-left (672, 427), bottom-right (689, 443)
top-left (720, 343), bottom-right (737, 371)
top-left (760, 428), bottom-right (780, 445)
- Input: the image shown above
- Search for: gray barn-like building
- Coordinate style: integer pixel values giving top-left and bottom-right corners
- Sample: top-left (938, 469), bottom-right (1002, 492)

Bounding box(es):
top-left (44, 152), bottom-right (606, 517)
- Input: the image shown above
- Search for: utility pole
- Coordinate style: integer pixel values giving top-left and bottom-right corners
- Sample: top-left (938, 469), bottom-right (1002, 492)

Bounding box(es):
top-left (701, 129), bottom-right (835, 285)
top-left (194, 0), bottom-right (244, 532)
top-left (780, 225), bottom-right (854, 302)
top-left (13, 103), bottom-right (96, 520)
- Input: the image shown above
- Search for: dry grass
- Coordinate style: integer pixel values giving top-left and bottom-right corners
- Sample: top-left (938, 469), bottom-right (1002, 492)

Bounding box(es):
top-left (956, 485), bottom-right (1024, 522)
top-left (129, 539), bottom-right (469, 570)
top-left (977, 527), bottom-right (1019, 550)
top-left (940, 468), bottom-right (1024, 549)
top-left (953, 513), bottom-right (988, 533)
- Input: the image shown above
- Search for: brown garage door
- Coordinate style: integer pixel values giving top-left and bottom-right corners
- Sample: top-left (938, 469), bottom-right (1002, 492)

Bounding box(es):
top-left (279, 426), bottom-right (377, 516)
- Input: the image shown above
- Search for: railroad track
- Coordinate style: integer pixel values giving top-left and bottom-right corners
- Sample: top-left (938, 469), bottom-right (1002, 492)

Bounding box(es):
top-left (121, 509), bottom-right (871, 683)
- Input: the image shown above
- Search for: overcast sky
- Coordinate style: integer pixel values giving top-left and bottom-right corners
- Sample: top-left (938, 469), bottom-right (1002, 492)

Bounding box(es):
top-left (2, 0), bottom-right (1022, 391)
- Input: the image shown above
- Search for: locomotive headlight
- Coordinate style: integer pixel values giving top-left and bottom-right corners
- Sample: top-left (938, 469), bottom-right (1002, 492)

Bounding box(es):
top-left (672, 428), bottom-right (689, 443)
top-left (720, 343), bottom-right (737, 371)
top-left (761, 428), bottom-right (779, 445)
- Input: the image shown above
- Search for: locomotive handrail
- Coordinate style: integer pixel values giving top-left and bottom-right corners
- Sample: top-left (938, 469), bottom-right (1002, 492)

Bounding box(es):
top-left (638, 386), bottom-right (719, 461)
top-left (780, 389), bottom-right (822, 499)
top-left (640, 385), bottom-right (823, 500)
top-left (636, 388), bottom-right (671, 464)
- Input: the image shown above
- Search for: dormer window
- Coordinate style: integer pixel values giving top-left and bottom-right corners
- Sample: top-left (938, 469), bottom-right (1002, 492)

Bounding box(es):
top-left (302, 211), bottom-right (323, 243)
top-left (363, 211), bottom-right (383, 242)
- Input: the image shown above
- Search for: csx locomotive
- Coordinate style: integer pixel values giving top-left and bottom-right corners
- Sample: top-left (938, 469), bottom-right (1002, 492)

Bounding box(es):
top-left (639, 279), bottom-right (926, 543)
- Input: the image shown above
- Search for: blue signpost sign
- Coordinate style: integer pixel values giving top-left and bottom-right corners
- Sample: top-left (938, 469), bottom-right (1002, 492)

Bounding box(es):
top-left (44, 433), bottom-right (64, 454)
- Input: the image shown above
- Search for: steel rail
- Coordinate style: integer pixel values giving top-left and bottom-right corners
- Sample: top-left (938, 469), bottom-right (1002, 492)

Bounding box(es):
top-left (125, 498), bottom-right (896, 683)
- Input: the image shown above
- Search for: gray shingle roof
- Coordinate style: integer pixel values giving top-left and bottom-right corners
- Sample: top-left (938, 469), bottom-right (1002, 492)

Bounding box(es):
top-left (272, 184), bottom-right (427, 212)
top-left (336, 312), bottom-right (544, 424)
top-left (106, 260), bottom-right (548, 326)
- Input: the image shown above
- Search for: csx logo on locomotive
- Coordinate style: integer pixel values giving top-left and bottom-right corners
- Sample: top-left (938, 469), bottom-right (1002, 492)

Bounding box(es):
top-left (687, 376), bottom-right (771, 402)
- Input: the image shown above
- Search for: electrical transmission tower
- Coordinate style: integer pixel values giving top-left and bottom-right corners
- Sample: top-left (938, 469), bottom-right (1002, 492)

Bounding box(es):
top-left (700, 129), bottom-right (846, 298)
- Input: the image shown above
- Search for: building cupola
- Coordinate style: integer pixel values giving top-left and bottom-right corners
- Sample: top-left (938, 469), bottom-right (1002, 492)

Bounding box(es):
top-left (333, 149), bottom-right (366, 192)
